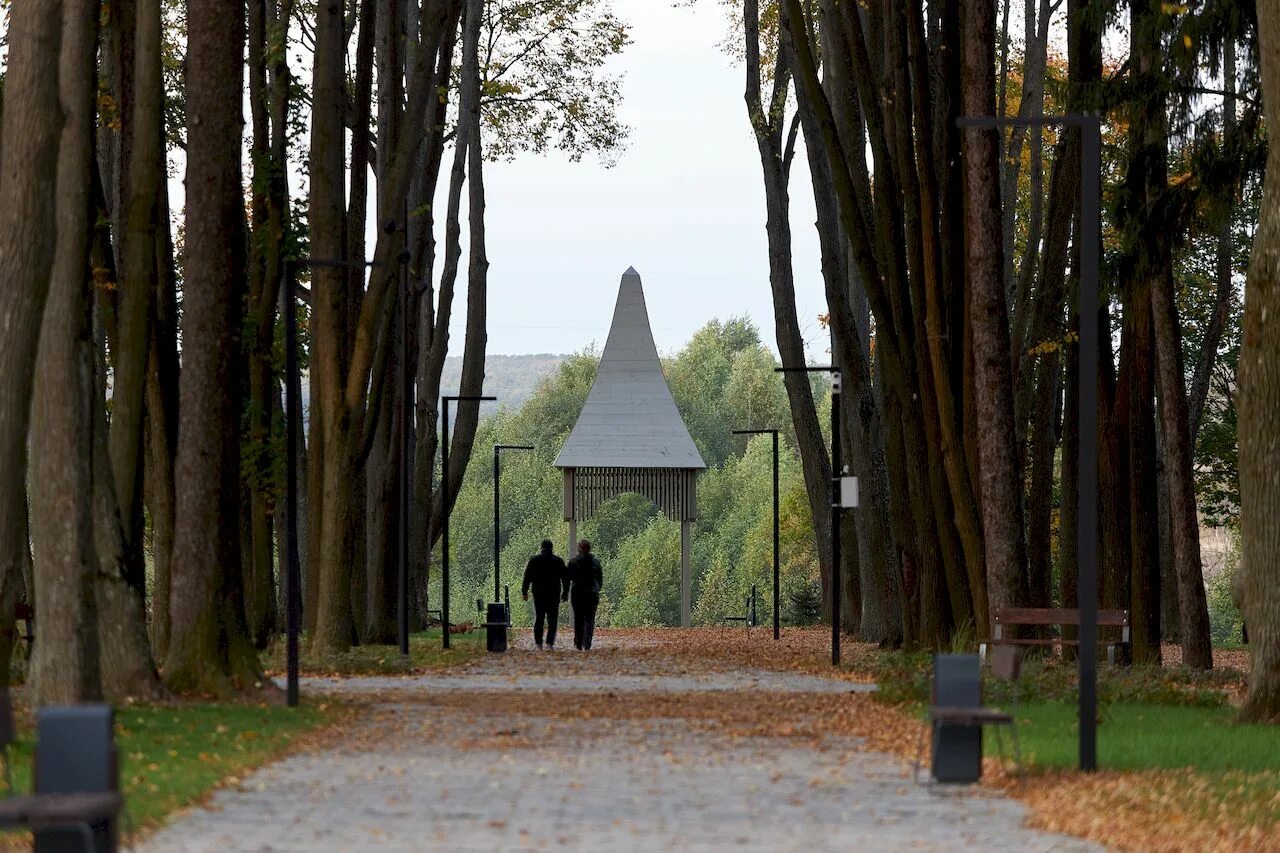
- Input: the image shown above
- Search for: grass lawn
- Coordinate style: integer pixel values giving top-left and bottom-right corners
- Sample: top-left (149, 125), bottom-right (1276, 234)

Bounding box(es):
top-left (1, 699), bottom-right (345, 836)
top-left (261, 627), bottom-right (486, 676)
top-left (999, 701), bottom-right (1280, 772)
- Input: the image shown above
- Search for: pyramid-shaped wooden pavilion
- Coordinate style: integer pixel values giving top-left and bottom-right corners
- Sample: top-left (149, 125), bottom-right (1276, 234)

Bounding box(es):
top-left (555, 267), bottom-right (705, 626)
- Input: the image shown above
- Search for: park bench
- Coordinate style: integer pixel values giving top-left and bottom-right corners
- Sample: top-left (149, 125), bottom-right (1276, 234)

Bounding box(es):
top-left (721, 586), bottom-right (758, 631)
top-left (914, 647), bottom-right (1023, 784)
top-left (980, 607), bottom-right (1130, 664)
top-left (0, 690), bottom-right (124, 852)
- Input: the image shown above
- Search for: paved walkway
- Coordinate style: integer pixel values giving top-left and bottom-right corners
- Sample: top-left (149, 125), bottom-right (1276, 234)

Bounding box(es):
top-left (142, 633), bottom-right (1100, 852)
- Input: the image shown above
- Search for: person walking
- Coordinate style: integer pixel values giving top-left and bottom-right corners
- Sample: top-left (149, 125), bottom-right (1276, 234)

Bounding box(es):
top-left (522, 539), bottom-right (568, 649)
top-left (567, 539), bottom-right (604, 650)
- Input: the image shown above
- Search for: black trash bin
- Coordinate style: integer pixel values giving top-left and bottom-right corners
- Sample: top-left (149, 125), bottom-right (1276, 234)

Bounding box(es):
top-left (35, 705), bottom-right (119, 853)
top-left (931, 653), bottom-right (983, 783)
top-left (485, 602), bottom-right (508, 653)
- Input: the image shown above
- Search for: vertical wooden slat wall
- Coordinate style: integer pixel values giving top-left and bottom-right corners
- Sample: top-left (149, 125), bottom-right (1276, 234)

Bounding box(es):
top-left (570, 466), bottom-right (698, 523)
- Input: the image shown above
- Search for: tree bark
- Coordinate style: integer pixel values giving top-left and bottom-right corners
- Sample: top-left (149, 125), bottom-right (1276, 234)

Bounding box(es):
top-left (1188, 38), bottom-right (1236, 445)
top-left (1059, 319), bottom-right (1080, 656)
top-left (29, 0), bottom-right (102, 706)
top-left (145, 176), bottom-right (180, 661)
top-left (1238, 0), bottom-right (1280, 723)
top-left (164, 0), bottom-right (263, 693)
top-left (783, 0), bottom-right (977, 647)
top-left (1121, 0), bottom-right (1167, 665)
top-left (962, 0), bottom-right (1029, 618)
top-left (1152, 246), bottom-right (1214, 669)
top-left (363, 345), bottom-right (400, 644)
top-left (244, 0), bottom-right (273, 649)
top-left (0, 0), bottom-right (64, 686)
top-left (431, 0), bottom-right (492, 608)
top-left (409, 9), bottom-right (463, 625)
top-left (308, 0), bottom-right (356, 656)
top-left (111, 0), bottom-right (164, 602)
top-left (1001, 0), bottom-right (1050, 315)
top-left (798, 48), bottom-right (901, 643)
top-left (416, 3), bottom-right (489, 601)
top-left (1024, 353), bottom-right (1060, 610)
top-left (745, 0), bottom-right (836, 618)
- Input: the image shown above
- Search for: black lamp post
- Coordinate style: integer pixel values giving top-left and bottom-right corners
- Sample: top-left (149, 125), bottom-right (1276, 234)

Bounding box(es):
top-left (733, 429), bottom-right (780, 640)
top-left (493, 444), bottom-right (535, 601)
top-left (281, 256), bottom-right (381, 708)
top-left (958, 112), bottom-right (1102, 772)
top-left (775, 366), bottom-right (846, 666)
top-left (440, 394), bottom-right (496, 649)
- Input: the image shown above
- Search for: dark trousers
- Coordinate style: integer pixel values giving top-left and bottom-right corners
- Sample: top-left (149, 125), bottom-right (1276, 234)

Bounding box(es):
top-left (533, 595), bottom-right (560, 647)
top-left (572, 592), bottom-right (599, 649)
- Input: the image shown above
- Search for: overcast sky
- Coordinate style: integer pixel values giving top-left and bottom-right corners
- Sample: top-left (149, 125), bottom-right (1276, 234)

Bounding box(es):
top-left (469, 0), bottom-right (827, 357)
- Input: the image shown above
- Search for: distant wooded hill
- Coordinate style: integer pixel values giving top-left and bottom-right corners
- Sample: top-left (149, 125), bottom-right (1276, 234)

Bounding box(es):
top-left (440, 353), bottom-right (567, 414)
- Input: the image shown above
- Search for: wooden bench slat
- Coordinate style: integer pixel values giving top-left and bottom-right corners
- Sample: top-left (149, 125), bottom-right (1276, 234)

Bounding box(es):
top-left (993, 607), bottom-right (1129, 626)
top-left (929, 706), bottom-right (1014, 726)
top-left (992, 638), bottom-right (1111, 646)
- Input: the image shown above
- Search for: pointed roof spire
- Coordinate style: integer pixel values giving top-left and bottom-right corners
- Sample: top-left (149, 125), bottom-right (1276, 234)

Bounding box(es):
top-left (555, 269), bottom-right (706, 470)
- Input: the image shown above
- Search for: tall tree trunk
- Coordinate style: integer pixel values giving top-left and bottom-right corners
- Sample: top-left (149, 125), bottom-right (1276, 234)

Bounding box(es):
top-left (1001, 0), bottom-right (1050, 314)
top-left (800, 97), bottom-right (901, 643)
top-left (0, 0), bottom-right (64, 687)
top-left (93, 395), bottom-right (167, 702)
top-left (435, 0), bottom-right (493, 604)
top-left (409, 10), bottom-right (463, 627)
top-left (1152, 258), bottom-right (1214, 669)
top-left (962, 0), bottom-right (1029, 618)
top-left (363, 351), bottom-right (400, 644)
top-left (243, 0), bottom-right (278, 649)
top-left (744, 1), bottom-right (835, 618)
top-left (345, 0), bottom-right (378, 646)
top-left (1024, 353), bottom-right (1060, 610)
top-left (164, 0), bottom-right (262, 693)
top-left (1098, 331), bottom-right (1131, 655)
top-left (30, 0), bottom-right (102, 706)
top-left (418, 0), bottom-right (488, 577)
top-left (308, 0), bottom-right (356, 655)
top-left (1237, 0), bottom-right (1280, 723)
top-left (1060, 318), bottom-right (1080, 656)
top-left (1121, 0), bottom-right (1166, 665)
top-left (1189, 38), bottom-right (1237, 445)
top-left (145, 177), bottom-right (180, 661)
top-left (112, 0), bottom-right (163, 603)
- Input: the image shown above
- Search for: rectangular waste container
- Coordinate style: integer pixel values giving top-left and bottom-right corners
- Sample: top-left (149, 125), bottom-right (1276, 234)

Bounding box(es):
top-left (486, 602), bottom-right (508, 652)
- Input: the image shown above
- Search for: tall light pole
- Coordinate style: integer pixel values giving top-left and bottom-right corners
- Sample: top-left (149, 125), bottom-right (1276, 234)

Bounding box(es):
top-left (494, 444), bottom-right (535, 602)
top-left (775, 366), bottom-right (847, 666)
top-left (440, 394), bottom-right (496, 649)
top-left (958, 112), bottom-right (1102, 772)
top-left (281, 256), bottom-right (381, 707)
top-left (733, 429), bottom-right (780, 640)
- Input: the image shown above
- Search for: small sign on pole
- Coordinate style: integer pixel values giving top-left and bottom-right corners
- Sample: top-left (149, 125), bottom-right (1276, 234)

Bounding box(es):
top-left (839, 474), bottom-right (859, 509)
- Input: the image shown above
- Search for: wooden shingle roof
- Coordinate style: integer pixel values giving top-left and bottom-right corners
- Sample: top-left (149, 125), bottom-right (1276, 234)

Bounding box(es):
top-left (554, 268), bottom-right (706, 470)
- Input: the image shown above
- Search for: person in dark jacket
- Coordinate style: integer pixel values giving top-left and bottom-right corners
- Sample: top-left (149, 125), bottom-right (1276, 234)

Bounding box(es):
top-left (566, 539), bottom-right (604, 650)
top-left (522, 539), bottom-right (568, 649)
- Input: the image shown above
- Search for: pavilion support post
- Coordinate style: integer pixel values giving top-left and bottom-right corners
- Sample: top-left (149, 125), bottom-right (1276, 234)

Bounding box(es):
top-left (681, 519), bottom-right (692, 628)
top-left (564, 467), bottom-right (577, 556)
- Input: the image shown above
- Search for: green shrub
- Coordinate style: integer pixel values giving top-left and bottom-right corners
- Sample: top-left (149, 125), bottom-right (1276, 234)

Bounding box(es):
top-left (787, 580), bottom-right (822, 626)
top-left (1206, 528), bottom-right (1245, 645)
